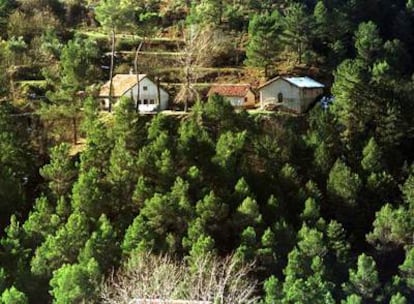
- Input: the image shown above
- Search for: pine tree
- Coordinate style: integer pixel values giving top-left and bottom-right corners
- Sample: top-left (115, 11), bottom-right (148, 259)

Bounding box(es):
top-left (195, 191), bottom-right (229, 243)
top-left (283, 254), bottom-right (335, 304)
top-left (257, 227), bottom-right (278, 272)
top-left (107, 136), bottom-right (137, 219)
top-left (213, 130), bottom-right (247, 178)
top-left (233, 196), bottom-right (262, 232)
top-left (301, 197), bottom-right (320, 224)
top-left (71, 167), bottom-right (105, 219)
top-left (95, 0), bottom-right (134, 112)
top-left (187, 0), bottom-right (223, 25)
top-left (366, 203), bottom-right (410, 250)
top-left (235, 226), bottom-right (257, 262)
top-left (39, 143), bottom-right (77, 199)
top-left (111, 96), bottom-right (142, 150)
top-left (0, 216), bottom-right (28, 289)
top-left (341, 294), bottom-right (362, 304)
top-left (306, 106), bottom-right (342, 177)
top-left (390, 292), bottom-right (408, 304)
top-left (78, 215), bottom-right (120, 272)
top-left (283, 2), bottom-right (314, 64)
top-left (31, 211), bottom-right (90, 278)
top-left (80, 117), bottom-right (113, 174)
top-left (331, 59), bottom-right (370, 151)
top-left (245, 11), bottom-right (282, 77)
top-left (123, 179), bottom-right (191, 255)
top-left (342, 254), bottom-right (380, 301)
top-left (354, 21), bottom-right (383, 66)
top-left (313, 1), bottom-right (329, 42)
top-left (399, 247), bottom-right (414, 292)
top-left (59, 36), bottom-right (99, 91)
top-left (0, 103), bottom-right (33, 224)
top-left (177, 113), bottom-right (214, 170)
top-left (23, 196), bottom-right (61, 248)
top-left (1, 286), bottom-right (28, 304)
top-left (187, 234), bottom-right (216, 270)
top-left (361, 137), bottom-right (383, 172)
top-left (263, 275), bottom-right (283, 303)
top-left (50, 258), bottom-right (101, 304)
top-left (0, 268), bottom-right (6, 294)
top-left (327, 160), bottom-right (362, 219)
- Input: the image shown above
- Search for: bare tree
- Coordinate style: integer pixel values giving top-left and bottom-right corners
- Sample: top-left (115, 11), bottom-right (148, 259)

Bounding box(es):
top-left (134, 39), bottom-right (144, 113)
top-left (175, 25), bottom-right (225, 112)
top-left (133, 13), bottom-right (159, 113)
top-left (95, 0), bottom-right (133, 112)
top-left (101, 252), bottom-right (259, 304)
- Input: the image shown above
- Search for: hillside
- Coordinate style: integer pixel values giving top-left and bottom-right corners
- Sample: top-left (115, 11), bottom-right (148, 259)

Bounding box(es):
top-left (1, 0), bottom-right (414, 303)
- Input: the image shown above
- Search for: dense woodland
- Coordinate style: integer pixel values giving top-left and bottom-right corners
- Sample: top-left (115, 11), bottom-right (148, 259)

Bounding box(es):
top-left (1, 0), bottom-right (414, 303)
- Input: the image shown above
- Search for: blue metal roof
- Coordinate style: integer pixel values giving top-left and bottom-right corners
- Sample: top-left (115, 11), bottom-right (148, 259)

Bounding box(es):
top-left (283, 76), bottom-right (325, 88)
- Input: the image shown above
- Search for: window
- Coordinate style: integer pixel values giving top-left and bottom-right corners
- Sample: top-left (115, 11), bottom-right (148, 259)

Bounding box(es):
top-left (143, 99), bottom-right (148, 104)
top-left (149, 99), bottom-right (155, 104)
top-left (277, 92), bottom-right (283, 103)
top-left (143, 86), bottom-right (148, 91)
top-left (230, 99), bottom-right (243, 107)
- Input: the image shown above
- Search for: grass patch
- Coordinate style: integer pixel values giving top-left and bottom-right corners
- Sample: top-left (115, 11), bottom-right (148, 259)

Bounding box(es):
top-left (16, 80), bottom-right (47, 86)
top-left (247, 108), bottom-right (299, 117)
top-left (76, 29), bottom-right (183, 43)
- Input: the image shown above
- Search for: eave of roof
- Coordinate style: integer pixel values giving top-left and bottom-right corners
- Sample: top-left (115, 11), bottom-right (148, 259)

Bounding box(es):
top-left (258, 76), bottom-right (324, 90)
top-left (99, 74), bottom-right (148, 97)
top-left (207, 84), bottom-right (252, 97)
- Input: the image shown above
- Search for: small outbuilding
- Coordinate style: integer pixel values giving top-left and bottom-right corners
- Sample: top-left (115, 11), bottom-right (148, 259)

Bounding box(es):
top-left (258, 76), bottom-right (324, 113)
top-left (99, 74), bottom-right (169, 112)
top-left (207, 84), bottom-right (256, 108)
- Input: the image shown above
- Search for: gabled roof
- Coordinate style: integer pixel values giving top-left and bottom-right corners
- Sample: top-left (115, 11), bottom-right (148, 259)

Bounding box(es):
top-left (258, 76), bottom-right (325, 90)
top-left (99, 74), bottom-right (148, 97)
top-left (207, 84), bottom-right (253, 97)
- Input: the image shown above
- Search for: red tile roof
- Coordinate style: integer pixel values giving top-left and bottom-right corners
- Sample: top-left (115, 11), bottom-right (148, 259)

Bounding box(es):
top-left (207, 84), bottom-right (252, 97)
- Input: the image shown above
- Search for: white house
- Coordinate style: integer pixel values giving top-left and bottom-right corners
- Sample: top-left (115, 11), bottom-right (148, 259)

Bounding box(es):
top-left (258, 76), bottom-right (324, 113)
top-left (99, 74), bottom-right (169, 112)
top-left (207, 84), bottom-right (256, 108)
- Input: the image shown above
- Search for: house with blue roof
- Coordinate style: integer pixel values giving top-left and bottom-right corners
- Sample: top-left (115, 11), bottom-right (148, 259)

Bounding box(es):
top-left (258, 76), bottom-right (325, 113)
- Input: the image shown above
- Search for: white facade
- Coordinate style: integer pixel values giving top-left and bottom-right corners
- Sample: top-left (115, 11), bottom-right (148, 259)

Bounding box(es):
top-left (259, 77), bottom-right (324, 113)
top-left (126, 77), bottom-right (169, 111)
top-left (101, 75), bottom-right (169, 112)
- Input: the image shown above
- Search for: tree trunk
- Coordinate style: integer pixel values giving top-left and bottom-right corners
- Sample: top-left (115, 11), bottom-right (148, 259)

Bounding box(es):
top-left (185, 67), bottom-right (190, 112)
top-left (298, 41), bottom-right (302, 64)
top-left (10, 77), bottom-right (15, 101)
top-left (72, 116), bottom-right (77, 145)
top-left (134, 39), bottom-right (144, 113)
top-left (156, 76), bottom-right (161, 111)
top-left (8, 66), bottom-right (16, 101)
top-left (108, 27), bottom-right (116, 112)
top-left (235, 33), bottom-right (243, 66)
top-left (218, 0), bottom-right (223, 24)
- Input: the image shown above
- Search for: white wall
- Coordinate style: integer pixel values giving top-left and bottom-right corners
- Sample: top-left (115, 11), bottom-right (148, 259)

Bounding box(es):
top-left (226, 96), bottom-right (244, 106)
top-left (127, 77), bottom-right (169, 111)
top-left (300, 87), bottom-right (323, 112)
top-left (260, 79), bottom-right (301, 111)
top-left (260, 79), bottom-right (322, 113)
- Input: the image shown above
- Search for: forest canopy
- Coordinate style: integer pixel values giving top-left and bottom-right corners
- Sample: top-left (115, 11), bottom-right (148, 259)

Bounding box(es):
top-left (0, 0), bottom-right (414, 303)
